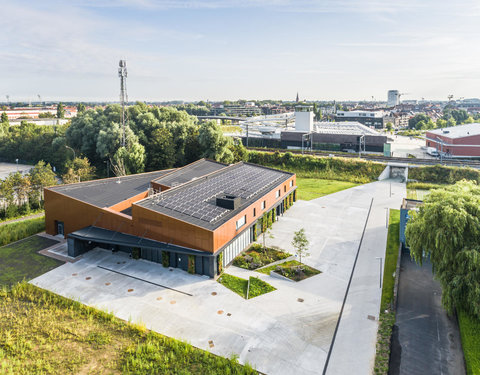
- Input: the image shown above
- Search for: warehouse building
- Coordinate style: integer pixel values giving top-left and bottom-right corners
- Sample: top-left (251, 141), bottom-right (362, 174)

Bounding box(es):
top-left (425, 123), bottom-right (480, 157)
top-left (44, 159), bottom-right (296, 277)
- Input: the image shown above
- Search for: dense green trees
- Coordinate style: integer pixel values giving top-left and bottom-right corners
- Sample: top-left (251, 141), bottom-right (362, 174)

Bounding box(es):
top-left (405, 181), bottom-right (480, 319)
top-left (56, 103), bottom-right (65, 119)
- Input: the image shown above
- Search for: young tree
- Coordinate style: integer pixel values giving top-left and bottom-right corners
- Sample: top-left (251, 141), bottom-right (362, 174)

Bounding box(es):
top-left (62, 157), bottom-right (95, 183)
top-left (76, 103), bottom-right (86, 113)
top-left (406, 181), bottom-right (480, 319)
top-left (385, 122), bottom-right (393, 132)
top-left (1, 112), bottom-right (8, 124)
top-left (56, 102), bottom-right (65, 119)
top-left (29, 161), bottom-right (57, 202)
top-left (292, 228), bottom-right (310, 265)
top-left (262, 227), bottom-right (274, 253)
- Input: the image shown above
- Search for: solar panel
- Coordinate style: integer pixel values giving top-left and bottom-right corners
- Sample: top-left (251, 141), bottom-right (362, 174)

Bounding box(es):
top-left (141, 164), bottom-right (289, 226)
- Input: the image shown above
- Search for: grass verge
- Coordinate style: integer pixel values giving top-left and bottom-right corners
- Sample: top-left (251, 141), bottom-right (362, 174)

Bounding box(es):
top-left (0, 235), bottom-right (61, 287)
top-left (458, 310), bottom-right (480, 375)
top-left (296, 177), bottom-right (359, 201)
top-left (233, 243), bottom-right (290, 270)
top-left (257, 260), bottom-right (321, 281)
top-left (0, 216), bottom-right (45, 246)
top-left (217, 273), bottom-right (276, 299)
top-left (0, 209), bottom-right (44, 224)
top-left (0, 282), bottom-right (256, 374)
top-left (374, 209), bottom-right (400, 375)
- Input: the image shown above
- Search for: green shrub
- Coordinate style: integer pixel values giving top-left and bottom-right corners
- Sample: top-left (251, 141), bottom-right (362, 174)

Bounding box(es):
top-left (0, 217), bottom-right (45, 246)
top-left (458, 310), bottom-right (480, 375)
top-left (131, 247), bottom-right (140, 260)
top-left (218, 252), bottom-right (223, 274)
top-left (409, 165), bottom-right (480, 185)
top-left (247, 150), bottom-right (384, 183)
top-left (188, 255), bottom-right (195, 274)
top-left (162, 251), bottom-right (169, 268)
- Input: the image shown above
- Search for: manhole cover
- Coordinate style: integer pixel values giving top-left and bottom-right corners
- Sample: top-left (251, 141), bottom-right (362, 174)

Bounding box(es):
top-left (156, 297), bottom-right (162, 301)
top-left (297, 298), bottom-right (304, 303)
top-left (208, 340), bottom-right (214, 348)
top-left (227, 313), bottom-right (232, 317)
top-left (105, 282), bottom-right (111, 286)
top-left (211, 292), bottom-right (217, 296)
top-left (85, 277), bottom-right (91, 280)
top-left (72, 273), bottom-right (77, 276)
top-left (127, 289), bottom-right (134, 293)
top-left (170, 300), bottom-right (176, 304)
top-left (217, 310), bottom-right (224, 315)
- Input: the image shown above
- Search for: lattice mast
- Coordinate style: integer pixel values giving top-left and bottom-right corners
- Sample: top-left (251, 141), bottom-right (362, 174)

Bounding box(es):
top-left (118, 60), bottom-right (128, 147)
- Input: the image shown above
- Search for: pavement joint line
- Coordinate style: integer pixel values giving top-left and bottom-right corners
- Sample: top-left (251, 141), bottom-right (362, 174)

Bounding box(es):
top-left (97, 265), bottom-right (193, 296)
top-left (322, 197), bottom-right (374, 375)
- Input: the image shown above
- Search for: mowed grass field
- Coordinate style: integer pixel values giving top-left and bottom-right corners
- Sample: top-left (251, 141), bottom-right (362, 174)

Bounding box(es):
top-left (296, 177), bottom-right (359, 201)
top-left (0, 235), bottom-right (62, 287)
top-left (0, 282), bottom-right (256, 375)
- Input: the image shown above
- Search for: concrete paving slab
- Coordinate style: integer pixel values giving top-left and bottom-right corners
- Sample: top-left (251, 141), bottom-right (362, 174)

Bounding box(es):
top-left (31, 179), bottom-right (405, 375)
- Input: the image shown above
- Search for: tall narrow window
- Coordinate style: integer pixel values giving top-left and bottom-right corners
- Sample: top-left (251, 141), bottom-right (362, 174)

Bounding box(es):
top-left (261, 201), bottom-right (266, 210)
top-left (276, 190), bottom-right (280, 198)
top-left (253, 208), bottom-right (256, 217)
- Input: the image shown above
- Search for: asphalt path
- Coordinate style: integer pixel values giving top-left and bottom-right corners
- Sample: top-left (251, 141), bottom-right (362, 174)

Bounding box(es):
top-left (390, 248), bottom-right (465, 375)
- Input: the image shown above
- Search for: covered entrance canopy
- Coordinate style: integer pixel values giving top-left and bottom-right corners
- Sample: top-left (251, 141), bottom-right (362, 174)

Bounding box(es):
top-left (67, 226), bottom-right (218, 277)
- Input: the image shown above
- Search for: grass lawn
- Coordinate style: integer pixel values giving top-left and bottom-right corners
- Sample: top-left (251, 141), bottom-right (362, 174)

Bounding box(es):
top-left (217, 273), bottom-right (276, 299)
top-left (0, 235), bottom-right (62, 287)
top-left (232, 244), bottom-right (290, 270)
top-left (458, 310), bottom-right (480, 375)
top-left (374, 209), bottom-right (400, 375)
top-left (0, 282), bottom-right (256, 375)
top-left (380, 209), bottom-right (400, 311)
top-left (257, 260), bottom-right (321, 281)
top-left (296, 177), bottom-right (359, 201)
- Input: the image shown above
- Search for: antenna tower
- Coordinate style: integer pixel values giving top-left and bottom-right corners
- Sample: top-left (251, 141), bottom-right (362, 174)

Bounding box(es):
top-left (118, 60), bottom-right (128, 147)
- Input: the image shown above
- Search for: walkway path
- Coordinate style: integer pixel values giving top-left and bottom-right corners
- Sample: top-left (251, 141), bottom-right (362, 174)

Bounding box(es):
top-left (0, 212), bottom-right (44, 226)
top-left (389, 248), bottom-right (465, 375)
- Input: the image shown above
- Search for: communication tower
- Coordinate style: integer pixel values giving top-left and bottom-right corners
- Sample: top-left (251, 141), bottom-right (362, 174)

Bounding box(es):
top-left (118, 60), bottom-right (128, 147)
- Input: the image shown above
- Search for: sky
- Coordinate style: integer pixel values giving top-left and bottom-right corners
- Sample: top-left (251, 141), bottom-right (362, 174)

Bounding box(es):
top-left (1, 0), bottom-right (480, 102)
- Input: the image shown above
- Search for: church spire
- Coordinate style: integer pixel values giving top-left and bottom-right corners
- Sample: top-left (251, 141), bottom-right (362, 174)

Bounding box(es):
top-left (296, 92), bottom-right (299, 103)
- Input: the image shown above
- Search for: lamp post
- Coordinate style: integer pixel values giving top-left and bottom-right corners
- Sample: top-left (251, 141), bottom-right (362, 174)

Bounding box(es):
top-left (65, 145), bottom-right (75, 160)
top-left (375, 256), bottom-right (383, 288)
top-left (15, 158), bottom-right (18, 171)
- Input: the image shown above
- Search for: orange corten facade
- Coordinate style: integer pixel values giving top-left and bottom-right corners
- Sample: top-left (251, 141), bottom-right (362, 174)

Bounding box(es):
top-left (45, 174), bottom-right (296, 254)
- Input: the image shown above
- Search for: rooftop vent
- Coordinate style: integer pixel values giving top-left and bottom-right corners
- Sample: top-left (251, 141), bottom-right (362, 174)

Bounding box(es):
top-left (216, 194), bottom-right (241, 210)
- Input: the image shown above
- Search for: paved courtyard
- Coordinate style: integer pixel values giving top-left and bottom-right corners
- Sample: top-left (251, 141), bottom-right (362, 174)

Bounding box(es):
top-left (0, 161), bottom-right (33, 180)
top-left (31, 179), bottom-right (405, 375)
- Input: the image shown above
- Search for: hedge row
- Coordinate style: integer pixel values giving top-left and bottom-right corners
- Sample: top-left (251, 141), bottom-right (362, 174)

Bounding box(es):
top-left (0, 216), bottom-right (46, 246)
top-left (409, 165), bottom-right (480, 185)
top-left (248, 151), bottom-right (384, 183)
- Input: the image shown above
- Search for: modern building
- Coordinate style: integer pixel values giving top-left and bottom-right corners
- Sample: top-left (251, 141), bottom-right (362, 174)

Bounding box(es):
top-left (425, 123), bottom-right (480, 157)
top-left (44, 159), bottom-right (296, 277)
top-left (294, 105), bottom-right (314, 132)
top-left (387, 90), bottom-right (400, 107)
top-left (281, 121), bottom-right (387, 152)
top-left (335, 110), bottom-right (386, 129)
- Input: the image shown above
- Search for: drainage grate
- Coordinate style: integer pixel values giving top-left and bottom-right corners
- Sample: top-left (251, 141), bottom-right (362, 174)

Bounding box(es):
top-left (170, 300), bottom-right (176, 304)
top-left (367, 315), bottom-right (376, 321)
top-left (85, 277), bottom-right (91, 280)
top-left (217, 310), bottom-right (224, 315)
top-left (211, 292), bottom-right (217, 296)
top-left (72, 273), bottom-right (78, 276)
top-left (156, 297), bottom-right (162, 301)
top-left (227, 313), bottom-right (232, 317)
top-left (127, 289), bottom-right (134, 293)
top-left (105, 282), bottom-right (111, 286)
top-left (297, 298), bottom-right (304, 303)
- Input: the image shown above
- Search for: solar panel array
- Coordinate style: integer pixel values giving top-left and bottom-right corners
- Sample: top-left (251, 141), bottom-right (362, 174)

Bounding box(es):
top-left (148, 164), bottom-right (285, 224)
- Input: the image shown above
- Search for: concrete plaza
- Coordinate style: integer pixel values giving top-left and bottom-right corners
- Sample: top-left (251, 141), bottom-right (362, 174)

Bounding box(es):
top-left (31, 179), bottom-right (405, 375)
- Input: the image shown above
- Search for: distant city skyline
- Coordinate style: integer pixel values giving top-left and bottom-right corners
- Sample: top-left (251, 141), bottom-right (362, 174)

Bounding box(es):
top-left (2, 0), bottom-right (480, 102)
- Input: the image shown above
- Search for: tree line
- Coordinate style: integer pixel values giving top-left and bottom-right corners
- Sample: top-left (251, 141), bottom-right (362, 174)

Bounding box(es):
top-left (408, 109), bottom-right (480, 130)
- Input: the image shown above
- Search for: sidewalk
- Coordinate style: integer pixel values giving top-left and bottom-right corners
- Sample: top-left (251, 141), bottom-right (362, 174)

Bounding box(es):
top-left (0, 212), bottom-right (44, 226)
top-left (326, 179), bottom-right (405, 374)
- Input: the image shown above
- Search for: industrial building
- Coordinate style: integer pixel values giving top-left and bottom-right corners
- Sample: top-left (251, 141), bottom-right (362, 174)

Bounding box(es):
top-left (425, 123), bottom-right (480, 157)
top-left (335, 110), bottom-right (386, 129)
top-left (44, 159), bottom-right (296, 277)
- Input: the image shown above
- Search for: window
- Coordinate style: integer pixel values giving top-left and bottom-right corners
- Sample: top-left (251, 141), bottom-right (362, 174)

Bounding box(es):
top-left (284, 185), bottom-right (287, 192)
top-left (276, 190), bottom-right (280, 198)
top-left (290, 180), bottom-right (293, 187)
top-left (253, 208), bottom-right (256, 217)
top-left (236, 215), bottom-right (246, 230)
top-left (261, 201), bottom-right (266, 210)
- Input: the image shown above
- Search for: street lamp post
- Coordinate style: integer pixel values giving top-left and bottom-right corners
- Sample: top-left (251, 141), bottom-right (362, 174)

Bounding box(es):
top-left (65, 145), bottom-right (75, 160)
top-left (375, 256), bottom-right (383, 289)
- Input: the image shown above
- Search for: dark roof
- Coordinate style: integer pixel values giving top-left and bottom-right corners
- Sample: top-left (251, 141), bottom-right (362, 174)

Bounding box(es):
top-left (152, 159), bottom-right (226, 188)
top-left (69, 226), bottom-right (209, 255)
top-left (135, 162), bottom-right (293, 230)
top-left (48, 170), bottom-right (174, 208)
